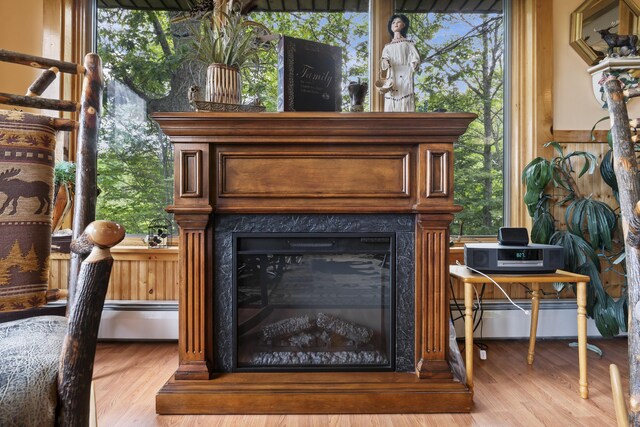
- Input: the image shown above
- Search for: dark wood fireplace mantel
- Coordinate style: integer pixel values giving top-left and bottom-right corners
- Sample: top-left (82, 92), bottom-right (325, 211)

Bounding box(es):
top-left (154, 112), bottom-right (476, 414)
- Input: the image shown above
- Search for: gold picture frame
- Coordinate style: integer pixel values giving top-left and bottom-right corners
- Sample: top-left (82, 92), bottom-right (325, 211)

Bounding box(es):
top-left (570, 0), bottom-right (640, 65)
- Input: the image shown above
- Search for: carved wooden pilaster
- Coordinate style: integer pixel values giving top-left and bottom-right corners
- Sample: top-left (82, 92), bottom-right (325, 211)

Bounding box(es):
top-left (415, 213), bottom-right (453, 379)
top-left (172, 210), bottom-right (213, 380)
top-left (169, 143), bottom-right (213, 380)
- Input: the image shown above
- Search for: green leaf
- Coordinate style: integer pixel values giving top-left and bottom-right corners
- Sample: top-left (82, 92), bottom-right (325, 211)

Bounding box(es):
top-left (565, 151), bottom-right (598, 178)
top-left (568, 342), bottom-right (604, 357)
top-left (589, 116), bottom-right (609, 142)
top-left (613, 252), bottom-right (626, 264)
top-left (614, 295), bottom-right (628, 333)
top-left (531, 210), bottom-right (555, 244)
top-left (564, 198), bottom-right (617, 250)
top-left (544, 141), bottom-right (564, 156)
top-left (599, 149), bottom-right (619, 201)
top-left (551, 231), bottom-right (600, 273)
top-left (593, 296), bottom-right (619, 338)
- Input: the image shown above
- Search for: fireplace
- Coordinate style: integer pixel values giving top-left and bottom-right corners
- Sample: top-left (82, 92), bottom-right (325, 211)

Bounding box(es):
top-left (235, 232), bottom-right (394, 370)
top-left (214, 214), bottom-right (417, 373)
top-left (155, 112), bottom-right (476, 414)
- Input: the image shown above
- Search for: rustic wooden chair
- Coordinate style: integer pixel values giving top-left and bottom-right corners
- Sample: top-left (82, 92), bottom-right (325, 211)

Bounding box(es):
top-left (0, 50), bottom-right (121, 426)
top-left (0, 49), bottom-right (102, 315)
top-left (0, 221), bottom-right (124, 426)
top-left (610, 364), bottom-right (629, 427)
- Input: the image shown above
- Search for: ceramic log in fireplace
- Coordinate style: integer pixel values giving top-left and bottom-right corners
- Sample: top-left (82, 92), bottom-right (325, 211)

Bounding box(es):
top-left (154, 112), bottom-right (476, 414)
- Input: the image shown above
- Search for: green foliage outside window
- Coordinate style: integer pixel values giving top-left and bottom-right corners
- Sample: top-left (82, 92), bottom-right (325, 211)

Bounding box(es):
top-left (96, 7), bottom-right (504, 237)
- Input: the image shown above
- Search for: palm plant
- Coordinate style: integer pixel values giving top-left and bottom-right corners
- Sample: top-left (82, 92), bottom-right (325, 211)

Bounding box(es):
top-left (190, 4), bottom-right (270, 69)
top-left (522, 141), bottom-right (626, 337)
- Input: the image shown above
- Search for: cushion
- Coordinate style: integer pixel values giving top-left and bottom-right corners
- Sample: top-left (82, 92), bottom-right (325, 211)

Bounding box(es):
top-left (0, 110), bottom-right (56, 312)
top-left (0, 315), bottom-right (66, 427)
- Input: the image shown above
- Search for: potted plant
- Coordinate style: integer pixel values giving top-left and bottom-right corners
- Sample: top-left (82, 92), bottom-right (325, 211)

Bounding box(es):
top-left (51, 161), bottom-right (75, 252)
top-left (190, 3), bottom-right (271, 105)
top-left (522, 141), bottom-right (626, 337)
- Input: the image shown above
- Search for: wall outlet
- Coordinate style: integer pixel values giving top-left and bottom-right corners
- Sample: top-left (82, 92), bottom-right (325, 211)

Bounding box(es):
top-left (479, 349), bottom-right (487, 360)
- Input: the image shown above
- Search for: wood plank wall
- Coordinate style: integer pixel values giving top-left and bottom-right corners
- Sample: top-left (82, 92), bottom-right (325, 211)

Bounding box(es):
top-left (49, 247), bottom-right (179, 300)
top-left (53, 137), bottom-right (620, 305)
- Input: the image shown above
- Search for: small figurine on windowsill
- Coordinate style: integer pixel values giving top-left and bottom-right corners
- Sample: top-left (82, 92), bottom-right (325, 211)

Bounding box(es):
top-left (379, 14), bottom-right (420, 112)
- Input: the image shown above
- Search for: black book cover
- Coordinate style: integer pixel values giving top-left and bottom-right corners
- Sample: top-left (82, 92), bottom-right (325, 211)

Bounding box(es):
top-left (278, 36), bottom-right (342, 112)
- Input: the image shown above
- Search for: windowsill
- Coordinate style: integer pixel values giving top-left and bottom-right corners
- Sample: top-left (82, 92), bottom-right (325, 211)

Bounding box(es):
top-left (450, 235), bottom-right (498, 249)
top-left (51, 244), bottom-right (179, 258)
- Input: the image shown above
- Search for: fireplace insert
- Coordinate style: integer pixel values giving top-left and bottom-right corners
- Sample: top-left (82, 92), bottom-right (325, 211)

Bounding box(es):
top-left (233, 233), bottom-right (395, 371)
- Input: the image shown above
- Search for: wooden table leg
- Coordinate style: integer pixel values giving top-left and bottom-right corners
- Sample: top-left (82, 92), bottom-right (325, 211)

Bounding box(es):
top-left (527, 282), bottom-right (540, 365)
top-left (577, 281), bottom-right (589, 398)
top-left (464, 281), bottom-right (474, 391)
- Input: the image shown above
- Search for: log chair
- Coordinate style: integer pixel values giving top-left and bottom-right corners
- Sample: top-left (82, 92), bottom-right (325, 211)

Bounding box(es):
top-left (0, 49), bottom-right (103, 316)
top-left (0, 220), bottom-right (124, 426)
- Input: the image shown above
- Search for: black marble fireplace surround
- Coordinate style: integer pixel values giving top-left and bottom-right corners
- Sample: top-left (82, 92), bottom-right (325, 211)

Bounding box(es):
top-left (213, 214), bottom-right (415, 373)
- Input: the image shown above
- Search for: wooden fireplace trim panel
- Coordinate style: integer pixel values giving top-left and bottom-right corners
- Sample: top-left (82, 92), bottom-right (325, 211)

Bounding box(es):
top-left (168, 142), bottom-right (215, 380)
top-left (216, 146), bottom-right (413, 209)
top-left (414, 214), bottom-right (453, 379)
top-left (179, 150), bottom-right (202, 198)
top-left (169, 212), bottom-right (214, 380)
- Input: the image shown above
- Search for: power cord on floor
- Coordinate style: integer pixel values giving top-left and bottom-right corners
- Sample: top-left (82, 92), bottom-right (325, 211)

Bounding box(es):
top-left (452, 261), bottom-right (533, 359)
top-left (450, 274), bottom-right (488, 355)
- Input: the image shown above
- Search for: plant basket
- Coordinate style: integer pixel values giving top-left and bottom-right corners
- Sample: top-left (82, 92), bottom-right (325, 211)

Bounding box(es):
top-left (206, 63), bottom-right (241, 104)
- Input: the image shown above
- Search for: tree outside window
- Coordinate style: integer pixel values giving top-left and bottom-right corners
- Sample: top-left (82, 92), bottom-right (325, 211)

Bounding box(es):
top-left (96, 4), bottom-right (504, 237)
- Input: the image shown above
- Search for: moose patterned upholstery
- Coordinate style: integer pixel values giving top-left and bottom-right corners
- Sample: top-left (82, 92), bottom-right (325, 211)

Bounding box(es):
top-left (0, 110), bottom-right (56, 312)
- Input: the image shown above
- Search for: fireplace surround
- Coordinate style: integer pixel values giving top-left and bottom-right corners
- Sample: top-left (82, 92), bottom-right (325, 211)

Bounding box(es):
top-left (155, 112), bottom-right (476, 414)
top-left (215, 214), bottom-right (414, 373)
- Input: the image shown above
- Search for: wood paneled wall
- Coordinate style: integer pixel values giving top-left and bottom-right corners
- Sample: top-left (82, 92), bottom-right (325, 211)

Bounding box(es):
top-left (49, 247), bottom-right (179, 300)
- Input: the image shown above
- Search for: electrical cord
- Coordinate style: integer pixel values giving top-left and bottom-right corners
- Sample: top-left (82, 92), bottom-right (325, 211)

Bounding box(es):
top-left (456, 260), bottom-right (531, 316)
top-left (450, 275), bottom-right (487, 352)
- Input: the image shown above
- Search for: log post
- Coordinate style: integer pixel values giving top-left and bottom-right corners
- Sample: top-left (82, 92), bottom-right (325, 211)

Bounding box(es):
top-left (68, 53), bottom-right (104, 310)
top-left (27, 67), bottom-right (59, 97)
top-left (603, 77), bottom-right (640, 426)
top-left (0, 48), bottom-right (84, 74)
top-left (0, 92), bottom-right (78, 111)
top-left (57, 220), bottom-right (125, 427)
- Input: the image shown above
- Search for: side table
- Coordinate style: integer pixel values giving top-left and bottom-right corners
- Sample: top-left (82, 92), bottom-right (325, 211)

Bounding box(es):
top-left (449, 265), bottom-right (591, 399)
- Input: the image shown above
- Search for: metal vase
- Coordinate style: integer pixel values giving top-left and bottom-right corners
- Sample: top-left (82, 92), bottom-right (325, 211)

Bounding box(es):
top-left (206, 63), bottom-right (242, 105)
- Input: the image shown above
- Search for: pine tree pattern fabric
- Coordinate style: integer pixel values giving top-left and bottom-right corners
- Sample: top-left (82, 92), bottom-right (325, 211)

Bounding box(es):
top-left (0, 110), bottom-right (55, 312)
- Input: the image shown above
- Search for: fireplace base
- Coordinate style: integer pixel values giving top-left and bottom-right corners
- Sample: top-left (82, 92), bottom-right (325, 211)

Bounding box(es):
top-left (156, 372), bottom-right (472, 414)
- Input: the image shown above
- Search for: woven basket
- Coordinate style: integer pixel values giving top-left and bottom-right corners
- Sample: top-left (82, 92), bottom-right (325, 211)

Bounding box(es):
top-left (206, 63), bottom-right (242, 104)
top-left (0, 110), bottom-right (56, 312)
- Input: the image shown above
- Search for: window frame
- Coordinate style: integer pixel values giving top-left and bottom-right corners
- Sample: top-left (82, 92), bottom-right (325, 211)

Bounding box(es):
top-left (50, 0), bottom-right (552, 237)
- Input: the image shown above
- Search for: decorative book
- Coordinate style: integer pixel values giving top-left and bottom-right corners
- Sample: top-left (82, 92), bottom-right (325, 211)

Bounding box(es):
top-left (277, 36), bottom-right (342, 112)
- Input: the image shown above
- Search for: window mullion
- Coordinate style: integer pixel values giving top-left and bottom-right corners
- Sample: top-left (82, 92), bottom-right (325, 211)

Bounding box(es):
top-left (369, 0), bottom-right (394, 112)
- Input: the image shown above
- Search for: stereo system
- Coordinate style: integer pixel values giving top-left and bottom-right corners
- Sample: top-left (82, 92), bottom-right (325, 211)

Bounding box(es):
top-left (464, 243), bottom-right (564, 274)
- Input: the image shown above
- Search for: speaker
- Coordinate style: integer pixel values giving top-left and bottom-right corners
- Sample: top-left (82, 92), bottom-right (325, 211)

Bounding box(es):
top-left (472, 251), bottom-right (489, 268)
top-left (498, 227), bottom-right (529, 246)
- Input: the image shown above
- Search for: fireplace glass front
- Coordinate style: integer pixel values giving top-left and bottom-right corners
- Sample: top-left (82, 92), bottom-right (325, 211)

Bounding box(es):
top-left (234, 233), bottom-right (394, 371)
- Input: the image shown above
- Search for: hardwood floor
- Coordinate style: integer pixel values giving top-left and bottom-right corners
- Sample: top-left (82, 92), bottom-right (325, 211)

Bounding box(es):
top-left (93, 338), bottom-right (628, 426)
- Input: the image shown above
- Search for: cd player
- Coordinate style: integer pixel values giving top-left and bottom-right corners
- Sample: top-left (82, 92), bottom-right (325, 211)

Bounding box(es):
top-left (464, 243), bottom-right (564, 274)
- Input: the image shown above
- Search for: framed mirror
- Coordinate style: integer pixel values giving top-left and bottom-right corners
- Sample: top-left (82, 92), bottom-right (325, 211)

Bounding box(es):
top-left (570, 0), bottom-right (640, 65)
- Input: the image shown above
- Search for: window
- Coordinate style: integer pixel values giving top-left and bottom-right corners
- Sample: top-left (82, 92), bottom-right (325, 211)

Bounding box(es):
top-left (247, 8), bottom-right (370, 112)
top-left (405, 9), bottom-right (506, 236)
top-left (97, 7), bottom-right (191, 233)
top-left (95, 0), bottom-right (506, 236)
